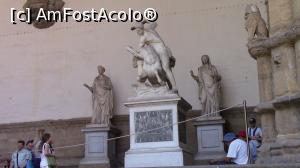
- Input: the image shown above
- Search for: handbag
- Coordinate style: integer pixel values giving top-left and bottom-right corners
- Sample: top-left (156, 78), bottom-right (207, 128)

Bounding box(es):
top-left (46, 155), bottom-right (57, 167)
top-left (43, 143), bottom-right (57, 167)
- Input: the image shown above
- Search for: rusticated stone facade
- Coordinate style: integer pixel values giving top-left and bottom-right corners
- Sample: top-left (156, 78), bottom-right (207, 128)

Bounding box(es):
top-left (246, 0), bottom-right (300, 164)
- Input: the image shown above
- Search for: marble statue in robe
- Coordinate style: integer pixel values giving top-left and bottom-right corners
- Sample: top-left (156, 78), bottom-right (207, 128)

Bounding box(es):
top-left (84, 65), bottom-right (114, 126)
top-left (190, 55), bottom-right (222, 117)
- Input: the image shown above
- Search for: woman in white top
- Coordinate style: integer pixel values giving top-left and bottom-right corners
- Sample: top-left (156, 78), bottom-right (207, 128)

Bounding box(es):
top-left (39, 133), bottom-right (56, 168)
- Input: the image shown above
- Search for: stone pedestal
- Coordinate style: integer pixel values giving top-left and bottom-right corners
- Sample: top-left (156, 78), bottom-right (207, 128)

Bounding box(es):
top-left (124, 94), bottom-right (192, 168)
top-left (79, 124), bottom-right (119, 168)
top-left (193, 117), bottom-right (225, 164)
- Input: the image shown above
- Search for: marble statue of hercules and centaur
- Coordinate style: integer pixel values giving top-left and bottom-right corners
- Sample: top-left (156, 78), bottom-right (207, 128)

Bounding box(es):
top-left (126, 21), bottom-right (177, 92)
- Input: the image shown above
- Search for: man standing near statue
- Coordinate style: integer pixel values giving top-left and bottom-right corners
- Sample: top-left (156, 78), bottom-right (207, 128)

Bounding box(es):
top-left (247, 118), bottom-right (262, 163)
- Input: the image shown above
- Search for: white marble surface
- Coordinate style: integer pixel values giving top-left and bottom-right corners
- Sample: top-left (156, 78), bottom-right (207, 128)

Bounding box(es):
top-left (125, 148), bottom-right (184, 167)
top-left (80, 126), bottom-right (109, 165)
top-left (124, 95), bottom-right (191, 167)
top-left (194, 119), bottom-right (226, 161)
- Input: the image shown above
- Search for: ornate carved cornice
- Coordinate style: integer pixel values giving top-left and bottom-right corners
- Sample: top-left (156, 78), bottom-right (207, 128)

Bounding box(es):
top-left (247, 38), bottom-right (271, 59)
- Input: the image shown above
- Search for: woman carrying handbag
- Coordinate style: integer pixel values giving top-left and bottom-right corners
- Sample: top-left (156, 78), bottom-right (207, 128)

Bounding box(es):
top-left (39, 133), bottom-right (57, 168)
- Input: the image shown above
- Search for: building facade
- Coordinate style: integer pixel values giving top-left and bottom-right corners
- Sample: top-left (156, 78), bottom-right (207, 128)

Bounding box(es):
top-left (3, 0), bottom-right (299, 167)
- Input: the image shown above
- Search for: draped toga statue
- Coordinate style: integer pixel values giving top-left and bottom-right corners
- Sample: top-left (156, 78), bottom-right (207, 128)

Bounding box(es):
top-left (190, 55), bottom-right (222, 117)
top-left (126, 21), bottom-right (178, 96)
top-left (84, 65), bottom-right (114, 125)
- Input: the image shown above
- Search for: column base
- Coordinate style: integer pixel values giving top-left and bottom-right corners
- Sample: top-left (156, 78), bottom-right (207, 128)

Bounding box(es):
top-left (257, 93), bottom-right (300, 164)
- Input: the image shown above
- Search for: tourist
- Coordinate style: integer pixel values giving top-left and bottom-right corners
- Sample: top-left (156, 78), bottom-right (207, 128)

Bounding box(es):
top-left (34, 129), bottom-right (45, 168)
top-left (25, 140), bottom-right (34, 168)
top-left (10, 140), bottom-right (31, 168)
top-left (39, 133), bottom-right (56, 168)
top-left (247, 118), bottom-right (262, 163)
top-left (238, 130), bottom-right (247, 141)
top-left (209, 132), bottom-right (248, 165)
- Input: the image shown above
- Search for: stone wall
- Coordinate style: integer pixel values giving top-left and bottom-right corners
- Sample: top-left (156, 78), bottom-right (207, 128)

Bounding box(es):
top-left (0, 107), bottom-right (256, 168)
top-left (0, 0), bottom-right (265, 124)
top-left (0, 118), bottom-right (89, 168)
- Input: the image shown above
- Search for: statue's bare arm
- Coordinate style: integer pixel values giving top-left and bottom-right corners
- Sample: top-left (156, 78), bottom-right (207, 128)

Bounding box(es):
top-left (83, 83), bottom-right (93, 93)
top-left (190, 70), bottom-right (200, 83)
top-left (126, 46), bottom-right (144, 60)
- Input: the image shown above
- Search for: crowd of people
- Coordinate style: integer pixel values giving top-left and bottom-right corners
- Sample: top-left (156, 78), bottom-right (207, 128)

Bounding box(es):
top-left (209, 117), bottom-right (263, 165)
top-left (8, 131), bottom-right (56, 168)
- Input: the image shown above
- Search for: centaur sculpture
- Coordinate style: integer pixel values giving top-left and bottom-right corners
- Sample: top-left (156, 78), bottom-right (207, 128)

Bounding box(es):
top-left (126, 21), bottom-right (177, 96)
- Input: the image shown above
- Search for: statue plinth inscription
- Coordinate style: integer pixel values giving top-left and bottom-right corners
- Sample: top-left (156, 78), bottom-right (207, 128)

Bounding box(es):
top-left (134, 110), bottom-right (173, 143)
top-left (124, 95), bottom-right (192, 167)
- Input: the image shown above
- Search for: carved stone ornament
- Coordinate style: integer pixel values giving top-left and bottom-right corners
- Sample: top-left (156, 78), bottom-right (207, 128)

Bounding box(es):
top-left (23, 0), bottom-right (65, 29)
top-left (245, 4), bottom-right (269, 41)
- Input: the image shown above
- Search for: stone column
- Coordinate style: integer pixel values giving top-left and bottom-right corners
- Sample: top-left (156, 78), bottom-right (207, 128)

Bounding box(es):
top-left (293, 0), bottom-right (300, 84)
top-left (256, 51), bottom-right (276, 142)
top-left (267, 0), bottom-right (300, 163)
top-left (246, 0), bottom-right (300, 163)
top-left (248, 42), bottom-right (276, 162)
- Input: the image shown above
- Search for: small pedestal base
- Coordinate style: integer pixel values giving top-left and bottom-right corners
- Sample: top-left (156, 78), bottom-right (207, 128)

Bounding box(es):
top-left (193, 118), bottom-right (226, 164)
top-left (124, 94), bottom-right (192, 168)
top-left (79, 124), bottom-right (119, 168)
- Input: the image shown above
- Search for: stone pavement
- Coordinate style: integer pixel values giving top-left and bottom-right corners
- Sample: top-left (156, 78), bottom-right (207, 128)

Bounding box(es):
top-left (59, 163), bottom-right (300, 168)
top-left (152, 164), bottom-right (300, 168)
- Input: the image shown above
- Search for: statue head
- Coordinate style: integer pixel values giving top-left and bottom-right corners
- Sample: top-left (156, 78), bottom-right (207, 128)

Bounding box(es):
top-left (201, 55), bottom-right (210, 65)
top-left (245, 4), bottom-right (260, 19)
top-left (131, 22), bottom-right (144, 36)
top-left (97, 65), bottom-right (105, 75)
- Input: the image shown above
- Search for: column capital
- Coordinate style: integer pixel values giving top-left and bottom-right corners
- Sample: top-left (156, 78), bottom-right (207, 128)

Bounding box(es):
top-left (247, 38), bottom-right (271, 59)
top-left (247, 20), bottom-right (300, 53)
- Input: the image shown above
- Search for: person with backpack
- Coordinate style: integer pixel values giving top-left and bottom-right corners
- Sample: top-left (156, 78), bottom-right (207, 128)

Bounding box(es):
top-left (247, 118), bottom-right (262, 163)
